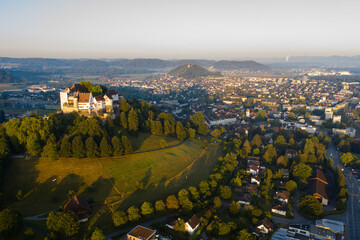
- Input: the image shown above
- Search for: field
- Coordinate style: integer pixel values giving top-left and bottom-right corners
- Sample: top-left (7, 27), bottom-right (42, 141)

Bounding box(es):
top-left (3, 138), bottom-right (221, 223)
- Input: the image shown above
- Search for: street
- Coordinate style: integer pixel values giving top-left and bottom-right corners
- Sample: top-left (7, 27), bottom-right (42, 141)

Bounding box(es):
top-left (327, 141), bottom-right (360, 240)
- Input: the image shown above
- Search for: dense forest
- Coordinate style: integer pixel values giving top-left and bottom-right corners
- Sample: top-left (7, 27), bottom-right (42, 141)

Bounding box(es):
top-left (168, 64), bottom-right (221, 79)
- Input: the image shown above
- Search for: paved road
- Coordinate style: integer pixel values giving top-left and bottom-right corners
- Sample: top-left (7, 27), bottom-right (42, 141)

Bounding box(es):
top-left (327, 141), bottom-right (360, 240)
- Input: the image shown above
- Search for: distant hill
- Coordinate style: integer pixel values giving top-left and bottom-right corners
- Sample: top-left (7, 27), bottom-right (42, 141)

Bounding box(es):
top-left (168, 64), bottom-right (221, 79)
top-left (0, 69), bottom-right (18, 83)
top-left (212, 60), bottom-right (269, 70)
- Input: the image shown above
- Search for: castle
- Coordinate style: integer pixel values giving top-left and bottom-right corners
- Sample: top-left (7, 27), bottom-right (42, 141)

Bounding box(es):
top-left (60, 84), bottom-right (120, 115)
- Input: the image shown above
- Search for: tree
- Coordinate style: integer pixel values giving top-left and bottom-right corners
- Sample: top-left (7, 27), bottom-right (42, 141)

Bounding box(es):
top-left (178, 189), bottom-right (194, 211)
top-left (263, 144), bottom-right (277, 164)
top-left (121, 135), bottom-right (132, 155)
top-left (198, 123), bottom-right (209, 136)
top-left (100, 137), bottom-right (112, 157)
top-left (199, 181), bottom-right (211, 197)
top-left (127, 206), bottom-right (141, 222)
top-left (237, 229), bottom-right (252, 240)
top-left (251, 134), bottom-right (262, 148)
top-left (286, 180), bottom-right (297, 192)
top-left (42, 135), bottom-right (58, 160)
top-left (85, 136), bottom-right (99, 158)
top-left (292, 163), bottom-right (312, 183)
top-left (211, 129), bottom-right (222, 139)
top-left (72, 136), bottom-right (85, 158)
top-left (120, 112), bottom-right (128, 129)
top-left (304, 139), bottom-right (315, 156)
top-left (176, 121), bottom-right (187, 141)
top-left (219, 185), bottom-right (232, 199)
top-left (60, 136), bottom-right (72, 157)
top-left (189, 128), bottom-right (196, 138)
top-left (188, 186), bottom-right (199, 200)
top-left (166, 195), bottom-right (179, 210)
top-left (141, 202), bottom-right (154, 216)
top-left (174, 219), bottom-right (185, 232)
top-left (287, 112), bottom-right (296, 119)
top-left (120, 98), bottom-right (131, 113)
top-left (26, 133), bottom-right (42, 156)
top-left (91, 227), bottom-right (105, 240)
top-left (213, 196), bottom-right (222, 209)
top-left (229, 201), bottom-right (240, 215)
top-left (243, 140), bottom-right (251, 154)
top-left (150, 120), bottom-right (163, 135)
top-left (112, 210), bottom-right (128, 227)
top-left (298, 195), bottom-right (323, 217)
top-left (0, 209), bottom-right (22, 236)
top-left (46, 211), bottom-right (79, 237)
top-left (128, 108), bottom-right (139, 132)
top-left (256, 110), bottom-right (267, 120)
top-left (340, 152), bottom-right (355, 165)
top-left (111, 136), bottom-right (124, 156)
top-left (155, 200), bottom-right (166, 212)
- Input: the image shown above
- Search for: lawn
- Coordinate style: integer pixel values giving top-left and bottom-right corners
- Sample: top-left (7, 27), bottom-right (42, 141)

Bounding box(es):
top-left (129, 132), bottom-right (181, 152)
top-left (3, 138), bottom-right (221, 221)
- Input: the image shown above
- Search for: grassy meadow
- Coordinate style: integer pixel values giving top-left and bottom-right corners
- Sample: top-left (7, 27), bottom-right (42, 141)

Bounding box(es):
top-left (3, 136), bottom-right (221, 232)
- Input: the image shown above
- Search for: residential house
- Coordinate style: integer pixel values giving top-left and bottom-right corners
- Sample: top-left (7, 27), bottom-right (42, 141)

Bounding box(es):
top-left (251, 175), bottom-right (261, 185)
top-left (127, 225), bottom-right (156, 240)
top-left (238, 193), bottom-right (252, 205)
top-left (285, 149), bottom-right (297, 158)
top-left (307, 166), bottom-right (329, 205)
top-left (257, 218), bottom-right (274, 234)
top-left (271, 204), bottom-right (288, 216)
top-left (185, 215), bottom-right (200, 235)
top-left (64, 196), bottom-right (91, 222)
top-left (274, 190), bottom-right (290, 203)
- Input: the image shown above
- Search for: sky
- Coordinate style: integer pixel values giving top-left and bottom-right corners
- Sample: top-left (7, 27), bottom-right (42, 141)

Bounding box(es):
top-left (1, 0), bottom-right (360, 59)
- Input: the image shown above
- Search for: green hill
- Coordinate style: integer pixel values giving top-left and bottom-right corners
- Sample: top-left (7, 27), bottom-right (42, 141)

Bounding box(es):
top-left (168, 64), bottom-right (221, 79)
top-left (0, 69), bottom-right (18, 83)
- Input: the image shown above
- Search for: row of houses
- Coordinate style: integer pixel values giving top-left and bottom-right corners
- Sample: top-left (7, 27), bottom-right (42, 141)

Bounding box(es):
top-left (60, 84), bottom-right (120, 115)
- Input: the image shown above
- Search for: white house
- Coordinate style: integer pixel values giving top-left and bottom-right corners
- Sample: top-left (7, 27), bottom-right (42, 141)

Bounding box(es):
top-left (185, 215), bottom-right (200, 235)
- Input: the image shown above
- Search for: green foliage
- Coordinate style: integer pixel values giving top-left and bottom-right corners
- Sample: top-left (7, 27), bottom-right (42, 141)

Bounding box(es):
top-left (256, 110), bottom-right (267, 120)
top-left (111, 136), bottom-right (124, 156)
top-left (141, 202), bottom-right (154, 216)
top-left (100, 137), bottom-right (112, 157)
top-left (41, 135), bottom-right (59, 160)
top-left (292, 163), bottom-right (312, 183)
top-left (190, 112), bottom-right (209, 135)
top-left (155, 200), bottom-right (166, 212)
top-left (211, 129), bottom-right (222, 139)
top-left (128, 108), bottom-right (139, 132)
top-left (120, 112), bottom-right (128, 129)
top-left (286, 180), bottom-right (297, 192)
top-left (219, 185), bottom-right (232, 199)
top-left (199, 181), bottom-right (211, 198)
top-left (176, 121), bottom-right (187, 141)
top-left (26, 133), bottom-right (42, 156)
top-left (263, 144), bottom-right (277, 164)
top-left (213, 196), bottom-right (222, 209)
top-left (251, 134), bottom-right (262, 148)
top-left (237, 229), bottom-right (252, 240)
top-left (121, 135), bottom-right (132, 155)
top-left (229, 201), bottom-right (240, 215)
top-left (127, 206), bottom-right (141, 222)
top-left (298, 195), bottom-right (323, 217)
top-left (166, 195), bottom-right (179, 210)
top-left (0, 209), bottom-right (22, 236)
top-left (91, 227), bottom-right (105, 240)
top-left (340, 152), bottom-right (355, 165)
top-left (72, 136), bottom-right (85, 158)
top-left (174, 219), bottom-right (185, 232)
top-left (151, 120), bottom-right (163, 135)
top-left (24, 227), bottom-right (35, 238)
top-left (188, 186), bottom-right (199, 200)
top-left (60, 136), bottom-right (72, 157)
top-left (189, 128), bottom-right (196, 138)
top-left (85, 137), bottom-right (99, 158)
top-left (46, 211), bottom-right (79, 237)
top-left (112, 210), bottom-right (128, 227)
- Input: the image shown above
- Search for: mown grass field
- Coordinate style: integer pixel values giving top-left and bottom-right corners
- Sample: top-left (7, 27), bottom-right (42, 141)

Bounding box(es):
top-left (3, 137), bottom-right (221, 225)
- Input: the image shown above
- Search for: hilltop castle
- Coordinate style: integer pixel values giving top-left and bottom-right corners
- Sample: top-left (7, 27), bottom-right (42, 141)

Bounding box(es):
top-left (60, 84), bottom-right (120, 115)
